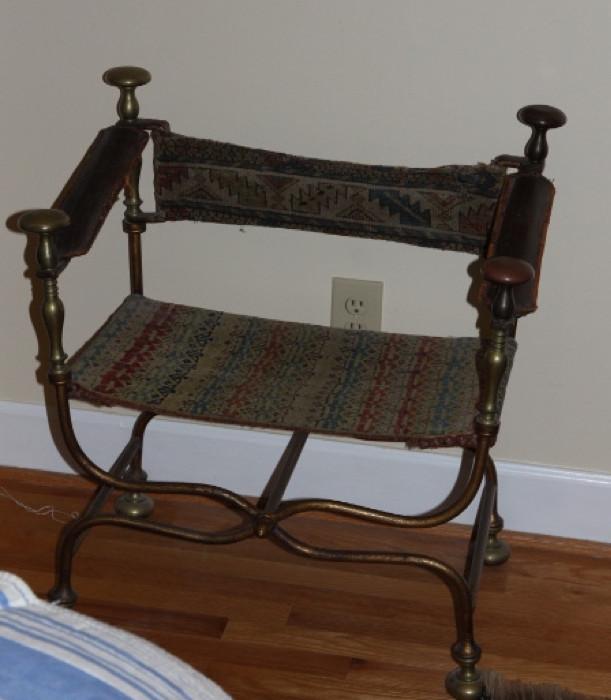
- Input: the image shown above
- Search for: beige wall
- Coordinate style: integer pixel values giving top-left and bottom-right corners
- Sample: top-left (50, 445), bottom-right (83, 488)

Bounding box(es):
top-left (2, 1), bottom-right (610, 473)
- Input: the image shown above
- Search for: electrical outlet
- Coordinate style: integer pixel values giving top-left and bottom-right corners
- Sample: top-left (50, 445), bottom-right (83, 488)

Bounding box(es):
top-left (331, 277), bottom-right (383, 331)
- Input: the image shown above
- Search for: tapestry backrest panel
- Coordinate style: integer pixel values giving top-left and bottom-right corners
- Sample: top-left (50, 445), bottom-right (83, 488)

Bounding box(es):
top-left (153, 131), bottom-right (506, 255)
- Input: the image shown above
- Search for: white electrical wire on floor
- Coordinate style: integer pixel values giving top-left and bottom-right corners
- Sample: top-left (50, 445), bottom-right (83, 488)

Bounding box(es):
top-left (0, 485), bottom-right (79, 524)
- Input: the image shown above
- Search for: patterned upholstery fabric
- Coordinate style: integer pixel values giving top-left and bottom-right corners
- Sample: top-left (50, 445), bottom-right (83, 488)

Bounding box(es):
top-left (153, 131), bottom-right (506, 254)
top-left (69, 296), bottom-right (516, 448)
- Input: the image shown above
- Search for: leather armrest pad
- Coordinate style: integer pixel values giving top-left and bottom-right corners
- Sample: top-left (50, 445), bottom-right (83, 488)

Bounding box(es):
top-left (53, 125), bottom-right (149, 261)
top-left (485, 173), bottom-right (555, 315)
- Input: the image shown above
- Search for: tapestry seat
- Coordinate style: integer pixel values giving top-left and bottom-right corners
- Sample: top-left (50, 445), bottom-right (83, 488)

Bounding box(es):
top-left (69, 294), bottom-right (516, 449)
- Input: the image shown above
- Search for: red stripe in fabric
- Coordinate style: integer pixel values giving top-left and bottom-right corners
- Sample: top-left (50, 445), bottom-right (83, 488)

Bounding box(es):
top-left (223, 325), bottom-right (287, 415)
top-left (392, 337), bottom-right (433, 436)
top-left (354, 335), bottom-right (402, 433)
top-left (94, 303), bottom-right (179, 393)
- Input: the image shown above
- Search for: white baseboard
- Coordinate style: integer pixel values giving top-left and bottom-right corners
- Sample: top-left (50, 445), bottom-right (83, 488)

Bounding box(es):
top-left (1, 400), bottom-right (609, 543)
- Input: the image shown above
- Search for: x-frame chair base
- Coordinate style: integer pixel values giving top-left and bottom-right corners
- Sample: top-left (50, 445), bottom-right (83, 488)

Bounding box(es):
top-left (47, 380), bottom-right (509, 700)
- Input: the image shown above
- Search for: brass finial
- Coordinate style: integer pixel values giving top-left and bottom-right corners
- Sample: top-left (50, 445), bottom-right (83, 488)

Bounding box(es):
top-left (19, 209), bottom-right (71, 379)
top-left (103, 66), bottom-right (151, 121)
top-left (18, 208), bottom-right (70, 235)
top-left (517, 104), bottom-right (567, 166)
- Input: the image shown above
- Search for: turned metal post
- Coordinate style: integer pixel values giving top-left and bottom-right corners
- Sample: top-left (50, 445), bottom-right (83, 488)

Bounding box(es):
top-left (446, 257), bottom-right (534, 700)
top-left (104, 65), bottom-right (151, 295)
top-left (479, 258), bottom-right (535, 575)
top-left (483, 104), bottom-right (566, 571)
top-left (123, 164), bottom-right (145, 295)
top-left (517, 104), bottom-right (567, 171)
top-left (473, 259), bottom-right (533, 580)
top-left (446, 103), bottom-right (568, 700)
top-left (477, 259), bottom-right (534, 432)
top-left (102, 66), bottom-right (151, 123)
top-left (19, 209), bottom-right (71, 382)
top-left (103, 66), bottom-right (154, 518)
top-left (494, 104), bottom-right (566, 173)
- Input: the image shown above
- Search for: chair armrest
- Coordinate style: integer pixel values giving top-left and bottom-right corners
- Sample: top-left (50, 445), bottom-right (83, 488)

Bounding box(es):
top-left (50, 125), bottom-right (149, 264)
top-left (18, 208), bottom-right (71, 377)
top-left (485, 172), bottom-right (555, 315)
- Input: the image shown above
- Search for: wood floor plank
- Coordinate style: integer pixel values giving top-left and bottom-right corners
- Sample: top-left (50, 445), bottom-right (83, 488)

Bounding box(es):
top-left (0, 465), bottom-right (610, 699)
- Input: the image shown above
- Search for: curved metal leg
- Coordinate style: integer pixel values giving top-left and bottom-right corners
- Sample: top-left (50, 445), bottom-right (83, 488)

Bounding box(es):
top-left (48, 375), bottom-right (492, 696)
top-left (47, 518), bottom-right (81, 607)
top-left (271, 524), bottom-right (485, 700)
top-left (443, 557), bottom-right (484, 700)
top-left (114, 412), bottom-right (155, 518)
top-left (47, 508), bottom-right (256, 607)
top-left (484, 457), bottom-right (511, 566)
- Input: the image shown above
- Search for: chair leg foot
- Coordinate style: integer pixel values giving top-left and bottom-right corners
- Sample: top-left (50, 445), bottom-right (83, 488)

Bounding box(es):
top-left (446, 670), bottom-right (485, 700)
top-left (48, 515), bottom-right (82, 607)
top-left (114, 492), bottom-right (155, 518)
top-left (484, 513), bottom-right (511, 566)
top-left (114, 427), bottom-right (155, 518)
top-left (446, 640), bottom-right (484, 700)
top-left (48, 582), bottom-right (78, 608)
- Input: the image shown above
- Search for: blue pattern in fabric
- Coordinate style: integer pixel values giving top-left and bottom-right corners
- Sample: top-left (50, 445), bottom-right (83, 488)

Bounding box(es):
top-left (0, 636), bottom-right (131, 699)
top-left (153, 131), bottom-right (506, 254)
top-left (0, 572), bottom-right (232, 700)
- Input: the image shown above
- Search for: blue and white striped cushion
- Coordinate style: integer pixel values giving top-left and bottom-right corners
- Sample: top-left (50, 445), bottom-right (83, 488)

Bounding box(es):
top-left (0, 572), bottom-right (232, 700)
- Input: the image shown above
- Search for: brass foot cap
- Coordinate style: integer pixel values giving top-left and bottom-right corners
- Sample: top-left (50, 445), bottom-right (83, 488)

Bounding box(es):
top-left (484, 536), bottom-right (511, 566)
top-left (48, 584), bottom-right (77, 608)
top-left (114, 492), bottom-right (154, 519)
top-left (446, 670), bottom-right (484, 700)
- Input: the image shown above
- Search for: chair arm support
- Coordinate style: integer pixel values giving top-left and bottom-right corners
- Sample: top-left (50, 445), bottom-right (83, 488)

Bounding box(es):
top-left (476, 258), bottom-right (533, 433)
top-left (18, 209), bottom-right (71, 379)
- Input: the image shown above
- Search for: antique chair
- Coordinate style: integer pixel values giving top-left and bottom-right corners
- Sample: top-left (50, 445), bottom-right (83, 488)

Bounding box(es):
top-left (16, 67), bottom-right (565, 699)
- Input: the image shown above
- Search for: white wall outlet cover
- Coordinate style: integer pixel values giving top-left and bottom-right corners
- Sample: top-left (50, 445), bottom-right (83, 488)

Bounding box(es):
top-left (331, 277), bottom-right (383, 331)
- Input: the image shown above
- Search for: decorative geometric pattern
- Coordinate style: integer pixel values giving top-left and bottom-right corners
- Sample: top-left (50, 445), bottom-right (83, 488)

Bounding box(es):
top-left (153, 132), bottom-right (506, 254)
top-left (69, 295), bottom-right (516, 448)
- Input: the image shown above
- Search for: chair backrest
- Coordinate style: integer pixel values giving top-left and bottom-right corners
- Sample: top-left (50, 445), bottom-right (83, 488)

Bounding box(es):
top-left (41, 103), bottom-right (561, 318)
top-left (152, 131), bottom-right (506, 255)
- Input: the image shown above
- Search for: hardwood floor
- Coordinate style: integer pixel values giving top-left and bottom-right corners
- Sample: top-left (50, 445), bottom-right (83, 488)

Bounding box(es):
top-left (1, 465), bottom-right (609, 699)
